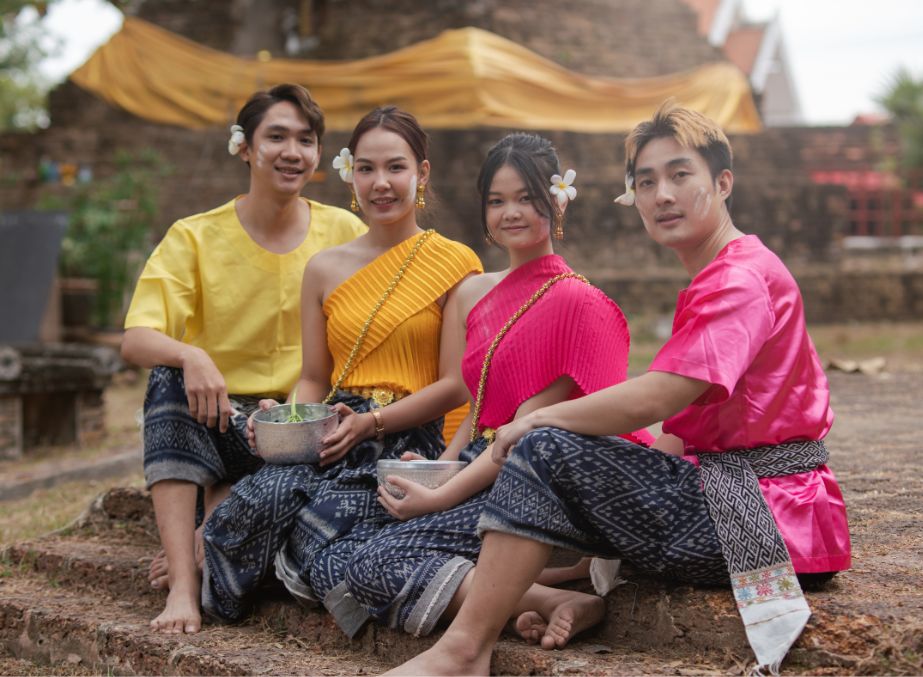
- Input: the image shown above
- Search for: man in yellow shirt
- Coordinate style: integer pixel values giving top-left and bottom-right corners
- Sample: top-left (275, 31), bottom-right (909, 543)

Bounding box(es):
top-left (120, 84), bottom-right (365, 636)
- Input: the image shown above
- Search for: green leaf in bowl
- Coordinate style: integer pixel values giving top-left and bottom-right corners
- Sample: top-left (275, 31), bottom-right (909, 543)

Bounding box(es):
top-left (285, 387), bottom-right (305, 423)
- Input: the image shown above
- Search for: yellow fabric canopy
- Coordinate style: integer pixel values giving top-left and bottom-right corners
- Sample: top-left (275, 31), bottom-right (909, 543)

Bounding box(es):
top-left (71, 16), bottom-right (762, 133)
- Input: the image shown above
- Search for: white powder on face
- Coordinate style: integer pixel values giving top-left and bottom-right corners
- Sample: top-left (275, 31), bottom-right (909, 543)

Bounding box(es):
top-left (409, 174), bottom-right (417, 203)
top-left (255, 145), bottom-right (268, 169)
top-left (693, 186), bottom-right (713, 217)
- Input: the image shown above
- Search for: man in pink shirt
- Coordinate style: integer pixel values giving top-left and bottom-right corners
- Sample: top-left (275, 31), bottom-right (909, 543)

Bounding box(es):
top-left (385, 102), bottom-right (850, 676)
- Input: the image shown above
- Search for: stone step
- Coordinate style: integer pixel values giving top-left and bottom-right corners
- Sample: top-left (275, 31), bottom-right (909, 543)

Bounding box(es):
top-left (0, 554), bottom-right (725, 676)
top-left (2, 486), bottom-right (909, 674)
top-left (2, 537), bottom-right (732, 675)
top-left (0, 574), bottom-right (391, 676)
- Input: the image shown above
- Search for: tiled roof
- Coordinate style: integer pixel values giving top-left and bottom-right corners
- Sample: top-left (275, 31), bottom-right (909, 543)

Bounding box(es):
top-left (723, 24), bottom-right (766, 75)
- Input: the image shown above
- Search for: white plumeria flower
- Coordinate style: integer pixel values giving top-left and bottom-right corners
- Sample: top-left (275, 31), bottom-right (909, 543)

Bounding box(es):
top-left (613, 173), bottom-right (635, 206)
top-left (332, 147), bottom-right (354, 183)
top-left (227, 124), bottom-right (245, 156)
top-left (550, 169), bottom-right (577, 207)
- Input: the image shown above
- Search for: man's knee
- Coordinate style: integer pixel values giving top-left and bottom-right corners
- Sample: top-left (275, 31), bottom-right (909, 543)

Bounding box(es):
top-left (145, 366), bottom-right (187, 407)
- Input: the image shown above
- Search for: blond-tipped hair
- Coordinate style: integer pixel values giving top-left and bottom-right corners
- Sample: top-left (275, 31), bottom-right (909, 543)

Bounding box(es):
top-left (625, 99), bottom-right (733, 184)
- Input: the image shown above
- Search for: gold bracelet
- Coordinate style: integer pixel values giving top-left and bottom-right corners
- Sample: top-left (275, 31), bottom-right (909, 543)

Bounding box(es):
top-left (371, 409), bottom-right (385, 441)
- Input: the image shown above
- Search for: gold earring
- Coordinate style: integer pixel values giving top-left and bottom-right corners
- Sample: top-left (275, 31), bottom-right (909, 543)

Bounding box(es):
top-left (350, 191), bottom-right (358, 213)
top-left (554, 220), bottom-right (564, 240)
top-left (416, 183), bottom-right (426, 209)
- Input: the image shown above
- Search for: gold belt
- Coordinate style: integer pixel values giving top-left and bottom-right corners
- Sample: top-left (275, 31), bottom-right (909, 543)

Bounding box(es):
top-left (344, 386), bottom-right (408, 407)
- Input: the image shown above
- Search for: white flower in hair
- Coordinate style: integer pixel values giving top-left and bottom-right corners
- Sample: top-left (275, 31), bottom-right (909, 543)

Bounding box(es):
top-left (550, 169), bottom-right (577, 207)
top-left (228, 124), bottom-right (245, 156)
top-left (332, 148), bottom-right (354, 182)
top-left (614, 174), bottom-right (635, 206)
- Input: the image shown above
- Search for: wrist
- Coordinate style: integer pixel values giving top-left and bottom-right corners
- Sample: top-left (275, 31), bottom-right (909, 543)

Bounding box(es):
top-left (179, 345), bottom-right (205, 369)
top-left (369, 410), bottom-right (385, 441)
top-left (525, 409), bottom-right (545, 431)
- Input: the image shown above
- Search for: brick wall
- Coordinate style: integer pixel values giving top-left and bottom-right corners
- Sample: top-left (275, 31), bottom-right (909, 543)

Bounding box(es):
top-left (1, 1), bottom-right (911, 323)
top-left (131, 0), bottom-right (724, 78)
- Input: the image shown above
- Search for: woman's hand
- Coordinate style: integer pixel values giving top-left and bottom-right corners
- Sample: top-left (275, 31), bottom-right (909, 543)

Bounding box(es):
top-left (318, 402), bottom-right (376, 466)
top-left (246, 399), bottom-right (279, 450)
top-left (491, 414), bottom-right (539, 465)
top-left (400, 451), bottom-right (426, 462)
top-left (377, 477), bottom-right (444, 520)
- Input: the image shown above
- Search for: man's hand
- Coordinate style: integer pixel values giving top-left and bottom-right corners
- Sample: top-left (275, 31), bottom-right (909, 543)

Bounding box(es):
top-left (491, 414), bottom-right (539, 465)
top-left (181, 348), bottom-right (232, 432)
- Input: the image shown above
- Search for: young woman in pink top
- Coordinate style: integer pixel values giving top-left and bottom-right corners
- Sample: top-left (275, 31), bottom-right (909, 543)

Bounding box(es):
top-left (324, 133), bottom-right (652, 639)
top-left (387, 102), bottom-right (851, 676)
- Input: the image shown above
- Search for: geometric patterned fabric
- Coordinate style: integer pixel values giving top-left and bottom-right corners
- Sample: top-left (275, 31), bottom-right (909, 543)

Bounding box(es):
top-left (697, 441), bottom-right (828, 574)
top-left (479, 427), bottom-right (730, 584)
top-left (141, 365), bottom-right (264, 492)
top-left (479, 428), bottom-right (828, 671)
top-left (344, 437), bottom-right (490, 637)
top-left (200, 392), bottom-right (443, 622)
top-left (697, 440), bottom-right (827, 671)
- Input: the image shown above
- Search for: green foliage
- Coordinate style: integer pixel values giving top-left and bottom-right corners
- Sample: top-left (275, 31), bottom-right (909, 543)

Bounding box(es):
top-left (0, 2), bottom-right (57, 130)
top-left (54, 149), bottom-right (172, 327)
top-left (877, 68), bottom-right (923, 169)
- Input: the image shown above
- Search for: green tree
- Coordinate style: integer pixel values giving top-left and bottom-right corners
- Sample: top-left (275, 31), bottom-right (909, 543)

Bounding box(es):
top-left (0, 1), bottom-right (57, 130)
top-left (878, 67), bottom-right (923, 169)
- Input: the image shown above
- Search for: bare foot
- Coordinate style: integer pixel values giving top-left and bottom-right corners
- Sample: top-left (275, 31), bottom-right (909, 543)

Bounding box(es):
top-left (149, 549), bottom-right (168, 588)
top-left (383, 631), bottom-right (490, 675)
top-left (150, 580), bottom-right (201, 634)
top-left (149, 527), bottom-right (205, 590)
top-left (515, 610), bottom-right (547, 645)
top-left (538, 592), bottom-right (605, 650)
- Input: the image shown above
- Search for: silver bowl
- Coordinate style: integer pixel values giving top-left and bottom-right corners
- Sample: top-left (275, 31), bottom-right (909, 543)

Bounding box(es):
top-left (377, 459), bottom-right (467, 498)
top-left (252, 403), bottom-right (338, 464)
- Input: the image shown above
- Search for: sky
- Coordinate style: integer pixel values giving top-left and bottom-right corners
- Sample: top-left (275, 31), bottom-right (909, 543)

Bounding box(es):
top-left (33, 0), bottom-right (923, 126)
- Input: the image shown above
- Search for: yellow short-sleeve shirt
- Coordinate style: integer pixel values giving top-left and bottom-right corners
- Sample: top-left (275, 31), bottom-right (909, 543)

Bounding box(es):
top-left (124, 197), bottom-right (366, 396)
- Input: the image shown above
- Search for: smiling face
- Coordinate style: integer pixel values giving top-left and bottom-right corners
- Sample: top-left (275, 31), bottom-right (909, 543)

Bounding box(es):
top-left (485, 164), bottom-right (555, 256)
top-left (352, 127), bottom-right (429, 230)
top-left (239, 100), bottom-right (320, 196)
top-left (633, 136), bottom-right (732, 252)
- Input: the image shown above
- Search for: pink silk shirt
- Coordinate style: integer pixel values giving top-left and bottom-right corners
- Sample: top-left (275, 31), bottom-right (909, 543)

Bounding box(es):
top-left (649, 235), bottom-right (851, 573)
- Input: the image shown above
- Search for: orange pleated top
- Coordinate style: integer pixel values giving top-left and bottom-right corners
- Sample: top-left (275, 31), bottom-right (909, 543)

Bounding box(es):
top-left (323, 231), bottom-right (481, 409)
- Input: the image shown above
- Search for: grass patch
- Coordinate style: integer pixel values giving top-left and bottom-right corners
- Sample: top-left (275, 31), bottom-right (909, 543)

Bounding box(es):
top-left (0, 473), bottom-right (144, 546)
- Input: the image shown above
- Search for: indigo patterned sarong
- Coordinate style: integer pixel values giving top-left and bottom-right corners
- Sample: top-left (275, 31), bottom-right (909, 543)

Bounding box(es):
top-left (478, 427), bottom-right (729, 584)
top-left (273, 413), bottom-right (446, 631)
top-left (201, 391), bottom-right (444, 622)
top-left (142, 366), bottom-right (264, 490)
top-left (480, 427), bottom-right (830, 672)
top-left (340, 437), bottom-right (490, 637)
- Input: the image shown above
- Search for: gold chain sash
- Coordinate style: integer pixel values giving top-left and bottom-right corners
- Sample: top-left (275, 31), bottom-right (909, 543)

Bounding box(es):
top-left (323, 229), bottom-right (435, 404)
top-left (469, 272), bottom-right (589, 442)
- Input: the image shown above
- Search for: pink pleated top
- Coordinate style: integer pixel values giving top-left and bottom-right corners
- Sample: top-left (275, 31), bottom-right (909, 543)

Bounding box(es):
top-left (649, 235), bottom-right (850, 572)
top-left (463, 255), bottom-right (654, 445)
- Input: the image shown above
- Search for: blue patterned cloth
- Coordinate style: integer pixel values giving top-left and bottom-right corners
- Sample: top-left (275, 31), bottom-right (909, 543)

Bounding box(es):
top-left (344, 437), bottom-right (490, 637)
top-left (201, 392), bottom-right (444, 623)
top-left (479, 427), bottom-right (729, 585)
top-left (142, 365), bottom-right (264, 490)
